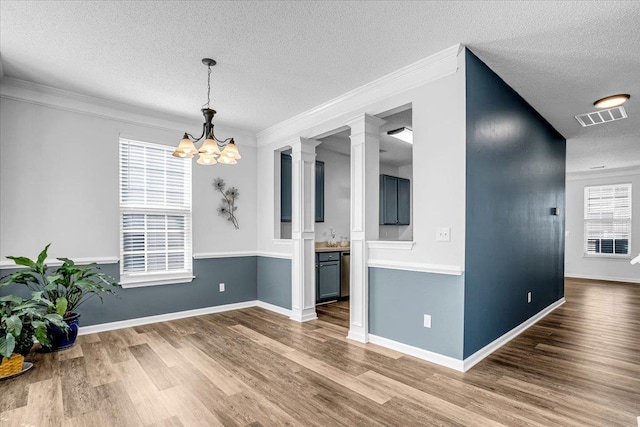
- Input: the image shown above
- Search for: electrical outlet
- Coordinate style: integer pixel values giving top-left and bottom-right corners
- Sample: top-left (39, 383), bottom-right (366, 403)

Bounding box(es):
top-left (527, 292), bottom-right (532, 303)
top-left (219, 283), bottom-right (225, 292)
top-left (423, 314), bottom-right (431, 328)
top-left (436, 227), bottom-right (450, 242)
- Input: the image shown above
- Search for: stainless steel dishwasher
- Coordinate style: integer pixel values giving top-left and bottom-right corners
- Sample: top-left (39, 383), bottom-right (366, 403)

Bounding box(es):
top-left (340, 251), bottom-right (350, 298)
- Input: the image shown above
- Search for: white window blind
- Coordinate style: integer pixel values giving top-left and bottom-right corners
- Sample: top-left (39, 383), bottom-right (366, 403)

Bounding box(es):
top-left (119, 138), bottom-right (192, 286)
top-left (584, 183), bottom-right (631, 256)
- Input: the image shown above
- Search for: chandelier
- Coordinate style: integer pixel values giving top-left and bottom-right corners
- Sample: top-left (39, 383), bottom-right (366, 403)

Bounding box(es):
top-left (173, 58), bottom-right (241, 165)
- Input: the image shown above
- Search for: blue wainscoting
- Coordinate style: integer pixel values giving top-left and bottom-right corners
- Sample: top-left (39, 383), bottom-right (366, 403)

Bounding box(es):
top-left (464, 48), bottom-right (566, 358)
top-left (257, 256), bottom-right (292, 310)
top-left (369, 267), bottom-right (464, 360)
top-left (0, 257), bottom-right (258, 326)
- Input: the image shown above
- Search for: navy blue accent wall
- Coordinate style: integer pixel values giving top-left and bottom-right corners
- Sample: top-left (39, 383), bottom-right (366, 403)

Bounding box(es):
top-left (464, 49), bottom-right (566, 358)
top-left (257, 256), bottom-right (292, 309)
top-left (369, 268), bottom-right (464, 359)
top-left (0, 257), bottom-right (257, 326)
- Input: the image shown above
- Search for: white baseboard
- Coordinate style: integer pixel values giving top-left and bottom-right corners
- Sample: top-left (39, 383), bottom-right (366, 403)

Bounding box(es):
top-left (462, 298), bottom-right (565, 371)
top-left (78, 300), bottom-right (291, 335)
top-left (565, 274), bottom-right (640, 284)
top-left (255, 301), bottom-right (292, 317)
top-left (368, 298), bottom-right (565, 372)
top-left (368, 334), bottom-right (464, 371)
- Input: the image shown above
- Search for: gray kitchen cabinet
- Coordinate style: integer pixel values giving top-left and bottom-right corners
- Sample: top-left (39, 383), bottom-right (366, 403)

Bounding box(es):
top-left (316, 252), bottom-right (340, 302)
top-left (380, 174), bottom-right (410, 225)
top-left (281, 153), bottom-right (324, 223)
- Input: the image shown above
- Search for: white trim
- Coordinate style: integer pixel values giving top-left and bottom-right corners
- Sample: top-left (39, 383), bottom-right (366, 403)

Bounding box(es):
top-left (567, 165), bottom-right (640, 181)
top-left (368, 298), bottom-right (565, 373)
top-left (368, 334), bottom-right (464, 372)
top-left (193, 251), bottom-right (257, 259)
top-left (565, 274), bottom-right (640, 284)
top-left (256, 44), bottom-right (461, 146)
top-left (78, 301), bottom-right (257, 335)
top-left (462, 298), bottom-right (565, 371)
top-left (367, 259), bottom-right (463, 275)
top-left (0, 256), bottom-right (119, 269)
top-left (256, 251), bottom-right (292, 259)
top-left (78, 299), bottom-right (291, 335)
top-left (255, 301), bottom-right (292, 317)
top-left (367, 241), bottom-right (416, 250)
top-left (0, 77), bottom-right (256, 147)
top-left (272, 239), bottom-right (293, 246)
top-left (119, 274), bottom-right (195, 289)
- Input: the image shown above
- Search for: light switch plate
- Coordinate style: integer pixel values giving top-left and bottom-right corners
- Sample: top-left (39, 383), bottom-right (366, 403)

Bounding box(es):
top-left (423, 314), bottom-right (432, 328)
top-left (436, 227), bottom-right (450, 242)
top-left (219, 283), bottom-right (225, 292)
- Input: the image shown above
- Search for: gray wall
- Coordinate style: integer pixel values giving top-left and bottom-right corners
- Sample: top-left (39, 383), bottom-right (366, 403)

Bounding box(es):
top-left (369, 267), bottom-right (464, 359)
top-left (257, 256), bottom-right (292, 309)
top-left (464, 49), bottom-right (566, 358)
top-left (0, 257), bottom-right (257, 326)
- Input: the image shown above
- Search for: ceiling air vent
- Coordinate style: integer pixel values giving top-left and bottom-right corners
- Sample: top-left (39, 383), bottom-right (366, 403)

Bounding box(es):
top-left (575, 106), bottom-right (627, 127)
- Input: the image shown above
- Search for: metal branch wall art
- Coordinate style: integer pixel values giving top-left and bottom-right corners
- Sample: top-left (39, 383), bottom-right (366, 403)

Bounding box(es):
top-left (213, 178), bottom-right (239, 229)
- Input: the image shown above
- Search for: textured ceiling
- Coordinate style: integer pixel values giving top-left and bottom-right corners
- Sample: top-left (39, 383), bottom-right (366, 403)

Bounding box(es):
top-left (1, 1), bottom-right (639, 172)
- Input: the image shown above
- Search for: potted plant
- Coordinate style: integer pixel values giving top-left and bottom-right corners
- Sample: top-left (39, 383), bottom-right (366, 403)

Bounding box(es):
top-left (1, 244), bottom-right (119, 351)
top-left (0, 292), bottom-right (67, 378)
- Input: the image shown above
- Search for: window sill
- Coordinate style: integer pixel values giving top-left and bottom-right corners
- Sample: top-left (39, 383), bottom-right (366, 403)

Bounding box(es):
top-left (582, 254), bottom-right (631, 260)
top-left (119, 273), bottom-right (195, 289)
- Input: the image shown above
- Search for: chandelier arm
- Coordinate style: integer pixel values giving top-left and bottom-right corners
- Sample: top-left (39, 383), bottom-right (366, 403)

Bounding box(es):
top-left (213, 136), bottom-right (233, 144)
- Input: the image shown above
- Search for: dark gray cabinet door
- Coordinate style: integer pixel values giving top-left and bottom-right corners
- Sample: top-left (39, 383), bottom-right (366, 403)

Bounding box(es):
top-left (281, 155), bottom-right (324, 223)
top-left (317, 252), bottom-right (340, 302)
top-left (380, 175), bottom-right (398, 225)
top-left (397, 177), bottom-right (411, 225)
top-left (281, 153), bottom-right (292, 222)
top-left (315, 161), bottom-right (324, 222)
top-left (379, 174), bottom-right (410, 225)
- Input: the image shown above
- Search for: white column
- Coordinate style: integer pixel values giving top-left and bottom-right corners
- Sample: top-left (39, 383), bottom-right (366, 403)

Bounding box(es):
top-left (290, 137), bottom-right (321, 322)
top-left (346, 113), bottom-right (384, 342)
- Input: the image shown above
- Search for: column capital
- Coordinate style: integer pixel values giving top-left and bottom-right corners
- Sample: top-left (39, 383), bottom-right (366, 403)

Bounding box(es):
top-left (290, 137), bottom-right (321, 154)
top-left (344, 113), bottom-right (386, 136)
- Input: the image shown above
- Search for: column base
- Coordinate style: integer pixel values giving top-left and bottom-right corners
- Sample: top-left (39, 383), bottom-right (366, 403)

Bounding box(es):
top-left (290, 308), bottom-right (318, 323)
top-left (347, 329), bottom-right (369, 343)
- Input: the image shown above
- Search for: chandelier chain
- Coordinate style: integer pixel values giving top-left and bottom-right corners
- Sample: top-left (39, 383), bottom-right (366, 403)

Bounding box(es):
top-left (203, 65), bottom-right (212, 109)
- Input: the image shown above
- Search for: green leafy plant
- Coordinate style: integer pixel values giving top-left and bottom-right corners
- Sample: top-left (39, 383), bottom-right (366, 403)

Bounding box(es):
top-left (2, 244), bottom-right (120, 317)
top-left (0, 292), bottom-right (67, 359)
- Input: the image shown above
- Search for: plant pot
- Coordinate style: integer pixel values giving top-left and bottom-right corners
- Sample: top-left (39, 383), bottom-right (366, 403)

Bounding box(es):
top-left (0, 354), bottom-right (25, 378)
top-left (43, 312), bottom-right (80, 352)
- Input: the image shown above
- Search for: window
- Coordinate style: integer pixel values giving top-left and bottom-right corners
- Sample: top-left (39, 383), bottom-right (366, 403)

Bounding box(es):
top-left (119, 138), bottom-right (193, 287)
top-left (584, 183), bottom-right (631, 256)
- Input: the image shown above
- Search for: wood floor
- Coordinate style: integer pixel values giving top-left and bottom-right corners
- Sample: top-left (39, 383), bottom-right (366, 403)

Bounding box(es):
top-left (1, 278), bottom-right (638, 426)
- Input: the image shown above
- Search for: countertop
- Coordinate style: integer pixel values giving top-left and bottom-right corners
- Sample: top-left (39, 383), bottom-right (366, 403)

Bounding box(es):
top-left (315, 244), bottom-right (350, 253)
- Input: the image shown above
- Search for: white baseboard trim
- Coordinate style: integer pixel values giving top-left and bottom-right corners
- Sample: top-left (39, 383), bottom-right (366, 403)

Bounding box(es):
top-left (368, 298), bottom-right (565, 373)
top-left (462, 298), bottom-right (566, 371)
top-left (368, 334), bottom-right (464, 372)
top-left (565, 274), bottom-right (640, 284)
top-left (255, 301), bottom-right (292, 317)
top-left (78, 299), bottom-right (291, 335)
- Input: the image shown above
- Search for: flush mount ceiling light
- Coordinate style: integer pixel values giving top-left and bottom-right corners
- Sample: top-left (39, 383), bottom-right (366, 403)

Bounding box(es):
top-left (173, 58), bottom-right (240, 165)
top-left (593, 94), bottom-right (630, 109)
top-left (387, 127), bottom-right (413, 144)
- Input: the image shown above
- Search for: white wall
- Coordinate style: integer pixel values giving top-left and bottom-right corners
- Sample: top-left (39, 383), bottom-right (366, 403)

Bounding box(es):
top-left (565, 167), bottom-right (640, 283)
top-left (255, 45), bottom-right (466, 273)
top-left (315, 147), bottom-right (350, 243)
top-left (0, 96), bottom-right (258, 262)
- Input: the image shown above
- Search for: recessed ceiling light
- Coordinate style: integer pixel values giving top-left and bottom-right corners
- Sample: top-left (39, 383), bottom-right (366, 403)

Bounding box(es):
top-left (387, 127), bottom-right (413, 144)
top-left (594, 94), bottom-right (630, 109)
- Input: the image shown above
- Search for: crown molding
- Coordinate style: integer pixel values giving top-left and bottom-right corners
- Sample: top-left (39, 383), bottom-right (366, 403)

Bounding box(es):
top-left (256, 44), bottom-right (462, 147)
top-left (566, 165), bottom-right (640, 181)
top-left (0, 76), bottom-right (257, 147)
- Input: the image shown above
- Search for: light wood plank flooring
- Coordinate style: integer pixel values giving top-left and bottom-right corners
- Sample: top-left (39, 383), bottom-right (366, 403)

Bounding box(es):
top-left (1, 278), bottom-right (638, 426)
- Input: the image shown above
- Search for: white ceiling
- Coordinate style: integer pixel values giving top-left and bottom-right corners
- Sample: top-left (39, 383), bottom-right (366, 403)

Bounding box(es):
top-left (1, 1), bottom-right (639, 172)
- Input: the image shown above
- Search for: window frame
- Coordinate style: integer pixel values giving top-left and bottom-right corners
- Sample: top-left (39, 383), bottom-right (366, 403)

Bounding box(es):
top-left (119, 138), bottom-right (194, 288)
top-left (583, 183), bottom-right (632, 259)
